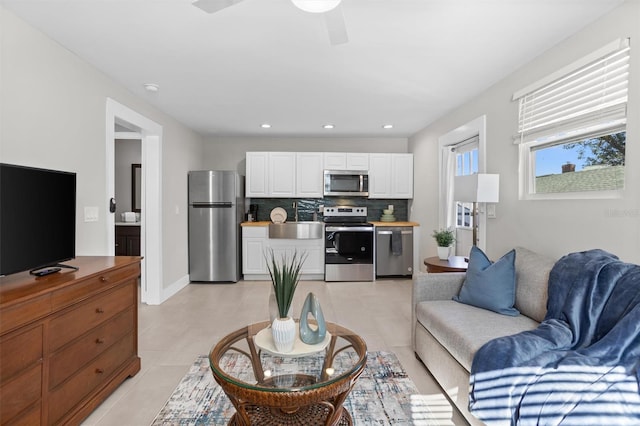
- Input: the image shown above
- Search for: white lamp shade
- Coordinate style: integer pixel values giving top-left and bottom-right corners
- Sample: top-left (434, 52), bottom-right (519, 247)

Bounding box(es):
top-left (454, 174), bottom-right (500, 203)
top-left (291, 0), bottom-right (341, 13)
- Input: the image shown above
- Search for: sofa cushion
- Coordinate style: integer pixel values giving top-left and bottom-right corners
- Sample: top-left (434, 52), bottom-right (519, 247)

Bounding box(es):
top-left (513, 247), bottom-right (555, 322)
top-left (415, 300), bottom-right (539, 372)
top-left (453, 247), bottom-right (519, 316)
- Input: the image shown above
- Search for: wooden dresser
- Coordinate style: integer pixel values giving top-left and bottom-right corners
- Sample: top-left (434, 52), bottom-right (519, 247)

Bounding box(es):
top-left (0, 257), bottom-right (141, 425)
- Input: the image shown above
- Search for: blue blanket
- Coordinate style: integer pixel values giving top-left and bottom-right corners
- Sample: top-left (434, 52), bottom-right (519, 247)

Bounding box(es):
top-left (469, 249), bottom-right (640, 425)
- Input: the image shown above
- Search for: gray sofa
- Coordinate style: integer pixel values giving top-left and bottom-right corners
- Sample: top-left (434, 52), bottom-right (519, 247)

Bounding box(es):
top-left (412, 247), bottom-right (557, 425)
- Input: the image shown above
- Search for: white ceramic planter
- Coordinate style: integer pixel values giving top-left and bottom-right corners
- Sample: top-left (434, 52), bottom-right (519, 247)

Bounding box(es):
top-left (271, 317), bottom-right (296, 353)
top-left (437, 246), bottom-right (450, 260)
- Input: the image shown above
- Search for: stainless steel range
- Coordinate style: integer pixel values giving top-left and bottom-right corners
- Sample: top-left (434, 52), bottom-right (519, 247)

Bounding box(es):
top-left (324, 206), bottom-right (374, 282)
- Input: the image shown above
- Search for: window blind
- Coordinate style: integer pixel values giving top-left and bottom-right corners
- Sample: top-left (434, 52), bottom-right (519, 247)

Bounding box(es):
top-left (514, 38), bottom-right (629, 143)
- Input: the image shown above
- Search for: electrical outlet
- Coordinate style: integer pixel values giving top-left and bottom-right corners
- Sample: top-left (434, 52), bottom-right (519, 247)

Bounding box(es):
top-left (487, 204), bottom-right (497, 219)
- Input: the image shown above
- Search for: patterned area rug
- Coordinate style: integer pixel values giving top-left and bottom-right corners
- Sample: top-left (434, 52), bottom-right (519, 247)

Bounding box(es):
top-left (151, 351), bottom-right (439, 425)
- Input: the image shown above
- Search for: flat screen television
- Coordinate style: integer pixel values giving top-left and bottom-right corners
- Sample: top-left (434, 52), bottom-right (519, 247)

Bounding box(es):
top-left (0, 163), bottom-right (77, 276)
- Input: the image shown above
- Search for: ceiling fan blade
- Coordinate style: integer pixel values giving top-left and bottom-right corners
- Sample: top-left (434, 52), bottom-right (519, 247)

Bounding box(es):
top-left (323, 3), bottom-right (348, 45)
top-left (192, 0), bottom-right (245, 14)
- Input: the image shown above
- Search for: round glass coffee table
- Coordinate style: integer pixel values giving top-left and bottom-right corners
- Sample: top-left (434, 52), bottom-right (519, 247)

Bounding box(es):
top-left (209, 320), bottom-right (367, 426)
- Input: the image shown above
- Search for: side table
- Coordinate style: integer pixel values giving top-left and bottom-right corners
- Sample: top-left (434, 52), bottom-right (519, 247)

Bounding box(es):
top-left (424, 256), bottom-right (468, 273)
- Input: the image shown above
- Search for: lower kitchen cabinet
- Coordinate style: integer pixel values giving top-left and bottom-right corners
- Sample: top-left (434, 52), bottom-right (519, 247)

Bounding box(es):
top-left (0, 257), bottom-right (141, 425)
top-left (242, 225), bottom-right (324, 280)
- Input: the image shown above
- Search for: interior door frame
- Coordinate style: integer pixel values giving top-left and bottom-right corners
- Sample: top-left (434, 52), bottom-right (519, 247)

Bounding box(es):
top-left (106, 98), bottom-right (163, 305)
top-left (438, 115), bottom-right (488, 252)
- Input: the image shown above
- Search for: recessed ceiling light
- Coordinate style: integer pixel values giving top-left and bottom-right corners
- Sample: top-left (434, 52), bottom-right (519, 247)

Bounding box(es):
top-left (261, 123), bottom-right (272, 129)
top-left (382, 124), bottom-right (394, 129)
top-left (143, 83), bottom-right (159, 92)
top-left (323, 124), bottom-right (335, 129)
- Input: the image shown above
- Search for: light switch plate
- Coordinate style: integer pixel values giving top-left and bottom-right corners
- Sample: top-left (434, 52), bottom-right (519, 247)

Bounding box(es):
top-left (84, 206), bottom-right (99, 222)
top-left (487, 204), bottom-right (497, 219)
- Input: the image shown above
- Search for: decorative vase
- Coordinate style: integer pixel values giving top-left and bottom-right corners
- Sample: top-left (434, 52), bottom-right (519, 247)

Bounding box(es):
top-left (299, 292), bottom-right (326, 345)
top-left (437, 246), bottom-right (450, 260)
top-left (271, 316), bottom-right (296, 353)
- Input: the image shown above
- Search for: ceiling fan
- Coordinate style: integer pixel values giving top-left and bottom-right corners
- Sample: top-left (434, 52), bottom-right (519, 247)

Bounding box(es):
top-left (192, 0), bottom-right (349, 45)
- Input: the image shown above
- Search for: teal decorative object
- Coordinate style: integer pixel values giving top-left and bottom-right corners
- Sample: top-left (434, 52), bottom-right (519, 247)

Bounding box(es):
top-left (299, 292), bottom-right (326, 345)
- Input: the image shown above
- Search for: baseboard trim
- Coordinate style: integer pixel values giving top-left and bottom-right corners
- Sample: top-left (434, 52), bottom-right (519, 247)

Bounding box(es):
top-left (158, 274), bottom-right (189, 304)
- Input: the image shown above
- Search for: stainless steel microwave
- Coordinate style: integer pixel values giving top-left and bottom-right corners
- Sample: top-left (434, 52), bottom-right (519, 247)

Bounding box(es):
top-left (324, 170), bottom-right (369, 197)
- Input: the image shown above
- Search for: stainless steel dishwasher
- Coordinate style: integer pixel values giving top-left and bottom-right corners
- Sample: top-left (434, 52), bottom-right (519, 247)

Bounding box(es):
top-left (376, 226), bottom-right (413, 277)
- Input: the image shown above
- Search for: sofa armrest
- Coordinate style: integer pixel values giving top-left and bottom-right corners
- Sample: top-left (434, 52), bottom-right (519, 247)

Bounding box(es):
top-left (411, 271), bottom-right (466, 350)
top-left (412, 271), bottom-right (466, 303)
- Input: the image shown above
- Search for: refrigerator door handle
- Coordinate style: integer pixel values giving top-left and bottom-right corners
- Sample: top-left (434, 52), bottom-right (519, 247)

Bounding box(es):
top-left (191, 202), bottom-right (233, 208)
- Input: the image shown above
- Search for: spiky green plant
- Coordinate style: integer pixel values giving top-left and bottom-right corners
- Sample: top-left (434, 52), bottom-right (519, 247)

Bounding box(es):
top-left (265, 249), bottom-right (308, 318)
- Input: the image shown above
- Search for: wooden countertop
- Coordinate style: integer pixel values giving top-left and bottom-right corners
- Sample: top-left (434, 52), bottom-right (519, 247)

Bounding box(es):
top-left (241, 221), bottom-right (272, 226)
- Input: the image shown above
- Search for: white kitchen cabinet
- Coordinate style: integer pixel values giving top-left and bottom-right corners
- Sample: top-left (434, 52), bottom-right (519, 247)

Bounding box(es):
top-left (296, 152), bottom-right (324, 197)
top-left (392, 153), bottom-right (414, 198)
top-left (242, 226), bottom-right (268, 274)
top-left (368, 153), bottom-right (413, 199)
top-left (242, 225), bottom-right (325, 280)
top-left (368, 153), bottom-right (392, 198)
top-left (323, 153), bottom-right (369, 171)
top-left (347, 153), bottom-right (369, 170)
top-left (245, 152), bottom-right (269, 197)
top-left (269, 152), bottom-right (296, 197)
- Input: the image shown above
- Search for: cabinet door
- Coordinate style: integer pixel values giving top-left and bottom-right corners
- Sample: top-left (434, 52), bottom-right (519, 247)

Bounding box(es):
top-left (347, 153), bottom-right (369, 170)
top-left (323, 152), bottom-right (346, 170)
top-left (391, 154), bottom-right (414, 199)
top-left (368, 154), bottom-right (392, 198)
top-left (296, 153), bottom-right (324, 198)
top-left (269, 152), bottom-right (296, 197)
top-left (246, 152), bottom-right (269, 197)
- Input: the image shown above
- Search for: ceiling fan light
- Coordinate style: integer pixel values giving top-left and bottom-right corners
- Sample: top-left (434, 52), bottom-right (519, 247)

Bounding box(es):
top-left (291, 0), bottom-right (341, 13)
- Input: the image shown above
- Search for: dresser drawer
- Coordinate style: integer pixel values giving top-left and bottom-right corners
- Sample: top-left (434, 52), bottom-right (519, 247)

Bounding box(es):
top-left (0, 364), bottom-right (42, 423)
top-left (49, 283), bottom-right (134, 351)
top-left (49, 308), bottom-right (134, 389)
top-left (48, 332), bottom-right (135, 424)
top-left (0, 325), bottom-right (42, 382)
top-left (51, 262), bottom-right (139, 311)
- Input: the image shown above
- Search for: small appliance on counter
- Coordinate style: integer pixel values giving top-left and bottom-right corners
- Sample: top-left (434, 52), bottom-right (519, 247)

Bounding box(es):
top-left (246, 204), bottom-right (258, 222)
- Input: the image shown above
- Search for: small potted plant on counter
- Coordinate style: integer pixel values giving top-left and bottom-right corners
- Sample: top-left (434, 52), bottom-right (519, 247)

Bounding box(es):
top-left (432, 228), bottom-right (455, 260)
top-left (265, 248), bottom-right (307, 353)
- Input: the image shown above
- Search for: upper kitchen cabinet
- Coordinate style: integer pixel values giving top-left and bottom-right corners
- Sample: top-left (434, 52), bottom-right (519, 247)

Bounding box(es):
top-left (323, 153), bottom-right (369, 171)
top-left (296, 152), bottom-right (324, 197)
top-left (369, 153), bottom-right (414, 199)
top-left (246, 152), bottom-right (323, 198)
top-left (246, 152), bottom-right (269, 197)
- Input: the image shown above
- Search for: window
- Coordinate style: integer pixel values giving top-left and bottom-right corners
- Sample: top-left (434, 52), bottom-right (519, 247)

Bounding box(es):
top-left (514, 38), bottom-right (629, 199)
top-left (454, 138), bottom-right (478, 228)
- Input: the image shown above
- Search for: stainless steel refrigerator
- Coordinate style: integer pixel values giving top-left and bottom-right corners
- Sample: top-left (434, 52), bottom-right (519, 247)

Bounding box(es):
top-left (188, 171), bottom-right (244, 282)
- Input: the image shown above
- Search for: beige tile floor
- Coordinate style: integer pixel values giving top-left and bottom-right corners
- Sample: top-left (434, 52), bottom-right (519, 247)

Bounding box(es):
top-left (82, 279), bottom-right (468, 425)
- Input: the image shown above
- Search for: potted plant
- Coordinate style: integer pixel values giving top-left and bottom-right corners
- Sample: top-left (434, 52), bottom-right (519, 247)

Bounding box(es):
top-left (432, 228), bottom-right (455, 260)
top-left (265, 249), bottom-right (307, 353)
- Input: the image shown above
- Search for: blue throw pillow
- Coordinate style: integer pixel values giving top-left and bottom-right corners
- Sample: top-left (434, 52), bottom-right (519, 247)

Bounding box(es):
top-left (453, 246), bottom-right (519, 316)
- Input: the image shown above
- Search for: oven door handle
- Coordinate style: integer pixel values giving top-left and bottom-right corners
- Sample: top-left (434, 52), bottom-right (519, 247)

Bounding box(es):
top-left (325, 226), bottom-right (373, 232)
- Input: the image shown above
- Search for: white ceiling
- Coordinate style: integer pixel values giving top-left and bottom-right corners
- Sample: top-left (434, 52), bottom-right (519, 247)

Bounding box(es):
top-left (2, 0), bottom-right (624, 138)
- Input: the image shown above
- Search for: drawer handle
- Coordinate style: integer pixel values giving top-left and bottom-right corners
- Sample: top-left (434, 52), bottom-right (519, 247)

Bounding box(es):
top-left (95, 338), bottom-right (105, 344)
top-left (95, 368), bottom-right (104, 374)
top-left (96, 308), bottom-right (105, 314)
top-left (100, 276), bottom-right (108, 282)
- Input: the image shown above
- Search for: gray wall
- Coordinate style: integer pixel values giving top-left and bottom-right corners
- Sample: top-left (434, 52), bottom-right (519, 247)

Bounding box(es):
top-left (410, 1), bottom-right (640, 264)
top-left (115, 139), bottom-right (141, 217)
top-left (1, 7), bottom-right (205, 289)
top-left (202, 136), bottom-right (409, 174)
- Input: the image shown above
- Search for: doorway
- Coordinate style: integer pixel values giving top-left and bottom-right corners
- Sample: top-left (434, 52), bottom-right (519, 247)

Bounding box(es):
top-left (106, 98), bottom-right (163, 305)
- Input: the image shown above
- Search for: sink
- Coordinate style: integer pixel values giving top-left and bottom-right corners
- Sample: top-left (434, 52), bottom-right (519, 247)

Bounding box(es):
top-left (269, 221), bottom-right (324, 239)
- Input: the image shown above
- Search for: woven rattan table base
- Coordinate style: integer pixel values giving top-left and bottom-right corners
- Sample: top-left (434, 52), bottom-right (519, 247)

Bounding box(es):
top-left (228, 404), bottom-right (352, 426)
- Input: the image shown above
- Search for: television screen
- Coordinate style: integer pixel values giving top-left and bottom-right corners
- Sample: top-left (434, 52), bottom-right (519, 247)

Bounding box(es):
top-left (0, 163), bottom-right (76, 276)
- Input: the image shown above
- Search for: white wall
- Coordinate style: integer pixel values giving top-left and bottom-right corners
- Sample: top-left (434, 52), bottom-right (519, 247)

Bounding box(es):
top-left (1, 7), bottom-right (205, 289)
top-left (202, 136), bottom-right (409, 173)
top-left (409, 1), bottom-right (640, 265)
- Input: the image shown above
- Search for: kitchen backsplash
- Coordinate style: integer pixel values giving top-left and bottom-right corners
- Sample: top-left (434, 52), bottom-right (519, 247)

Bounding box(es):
top-left (247, 198), bottom-right (409, 222)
